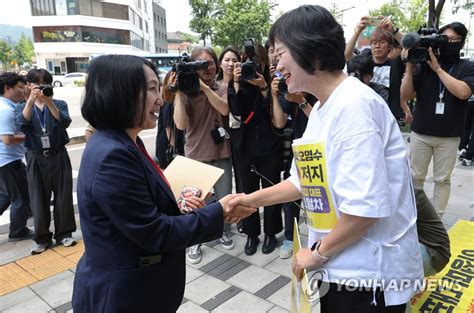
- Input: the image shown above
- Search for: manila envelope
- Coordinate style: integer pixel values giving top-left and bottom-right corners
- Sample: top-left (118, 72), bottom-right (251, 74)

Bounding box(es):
top-left (163, 155), bottom-right (224, 200)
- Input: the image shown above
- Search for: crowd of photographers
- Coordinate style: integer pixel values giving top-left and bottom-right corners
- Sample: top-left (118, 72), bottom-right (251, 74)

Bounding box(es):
top-left (153, 17), bottom-right (473, 266)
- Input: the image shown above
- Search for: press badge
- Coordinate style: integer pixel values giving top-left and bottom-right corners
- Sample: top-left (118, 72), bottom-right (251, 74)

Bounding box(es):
top-left (435, 101), bottom-right (445, 115)
top-left (40, 136), bottom-right (51, 149)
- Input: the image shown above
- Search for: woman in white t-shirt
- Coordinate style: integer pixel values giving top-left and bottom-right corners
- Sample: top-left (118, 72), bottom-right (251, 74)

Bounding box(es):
top-left (229, 5), bottom-right (423, 313)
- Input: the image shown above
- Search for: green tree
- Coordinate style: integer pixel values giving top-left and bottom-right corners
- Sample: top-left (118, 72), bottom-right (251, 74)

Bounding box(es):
top-left (369, 0), bottom-right (428, 32)
top-left (213, 0), bottom-right (274, 48)
top-left (451, 0), bottom-right (473, 13)
top-left (189, 0), bottom-right (220, 46)
top-left (13, 33), bottom-right (34, 67)
top-left (428, 0), bottom-right (472, 28)
top-left (0, 39), bottom-right (13, 70)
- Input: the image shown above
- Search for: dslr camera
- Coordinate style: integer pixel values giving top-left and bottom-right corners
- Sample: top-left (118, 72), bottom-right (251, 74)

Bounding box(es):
top-left (38, 85), bottom-right (54, 97)
top-left (171, 54), bottom-right (208, 96)
top-left (405, 26), bottom-right (448, 63)
top-left (240, 38), bottom-right (260, 82)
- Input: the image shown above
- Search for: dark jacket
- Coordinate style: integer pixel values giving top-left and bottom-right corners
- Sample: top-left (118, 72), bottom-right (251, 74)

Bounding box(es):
top-left (72, 130), bottom-right (223, 313)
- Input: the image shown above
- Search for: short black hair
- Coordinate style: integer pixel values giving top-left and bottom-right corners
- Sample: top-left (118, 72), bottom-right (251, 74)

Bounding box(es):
top-left (269, 5), bottom-right (345, 74)
top-left (81, 54), bottom-right (157, 130)
top-left (347, 54), bottom-right (375, 78)
top-left (216, 46), bottom-right (241, 81)
top-left (26, 68), bottom-right (53, 85)
top-left (0, 72), bottom-right (26, 95)
top-left (439, 22), bottom-right (468, 42)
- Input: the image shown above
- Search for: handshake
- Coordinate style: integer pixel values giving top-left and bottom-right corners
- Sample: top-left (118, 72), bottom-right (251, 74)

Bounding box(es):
top-left (177, 191), bottom-right (255, 224)
top-left (219, 194), bottom-right (256, 224)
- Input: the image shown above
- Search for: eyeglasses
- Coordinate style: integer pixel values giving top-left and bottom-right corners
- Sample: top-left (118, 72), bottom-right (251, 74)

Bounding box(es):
top-left (447, 37), bottom-right (463, 43)
top-left (370, 40), bottom-right (388, 47)
top-left (276, 48), bottom-right (289, 59)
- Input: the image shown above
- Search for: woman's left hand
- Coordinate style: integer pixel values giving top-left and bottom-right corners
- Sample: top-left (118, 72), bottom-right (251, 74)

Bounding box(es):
top-left (184, 196), bottom-right (206, 210)
top-left (292, 248), bottom-right (325, 281)
top-left (247, 72), bottom-right (267, 89)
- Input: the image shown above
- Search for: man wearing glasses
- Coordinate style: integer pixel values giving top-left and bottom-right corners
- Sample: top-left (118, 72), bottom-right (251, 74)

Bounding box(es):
top-left (401, 22), bottom-right (474, 218)
top-left (345, 17), bottom-right (410, 124)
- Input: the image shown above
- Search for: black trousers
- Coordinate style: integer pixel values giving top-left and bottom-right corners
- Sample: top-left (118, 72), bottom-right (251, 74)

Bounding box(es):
top-left (282, 158), bottom-right (300, 241)
top-left (319, 283), bottom-right (406, 313)
top-left (234, 154), bottom-right (283, 237)
top-left (0, 160), bottom-right (30, 236)
top-left (460, 101), bottom-right (474, 159)
top-left (26, 148), bottom-right (76, 244)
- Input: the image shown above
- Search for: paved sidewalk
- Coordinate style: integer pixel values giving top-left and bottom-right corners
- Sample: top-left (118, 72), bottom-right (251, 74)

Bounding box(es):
top-left (0, 134), bottom-right (472, 312)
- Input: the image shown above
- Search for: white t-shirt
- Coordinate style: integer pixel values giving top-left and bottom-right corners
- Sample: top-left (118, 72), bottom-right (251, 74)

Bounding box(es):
top-left (288, 77), bottom-right (423, 306)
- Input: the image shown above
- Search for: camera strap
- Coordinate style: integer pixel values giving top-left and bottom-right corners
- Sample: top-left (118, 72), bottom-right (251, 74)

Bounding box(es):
top-left (438, 64), bottom-right (456, 102)
top-left (34, 105), bottom-right (48, 134)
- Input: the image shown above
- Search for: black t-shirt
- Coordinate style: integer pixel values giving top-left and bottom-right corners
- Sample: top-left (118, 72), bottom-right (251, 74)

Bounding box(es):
top-left (411, 59), bottom-right (474, 137)
top-left (228, 81), bottom-right (282, 156)
top-left (372, 57), bottom-right (405, 120)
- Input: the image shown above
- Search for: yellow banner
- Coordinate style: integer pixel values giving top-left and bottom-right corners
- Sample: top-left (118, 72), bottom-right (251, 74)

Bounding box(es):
top-left (291, 219), bottom-right (312, 313)
top-left (292, 142), bottom-right (338, 232)
top-left (411, 220), bottom-right (474, 312)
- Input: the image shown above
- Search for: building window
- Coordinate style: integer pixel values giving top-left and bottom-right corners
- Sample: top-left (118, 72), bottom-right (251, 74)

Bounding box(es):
top-left (31, 0), bottom-right (56, 16)
top-left (145, 21), bottom-right (149, 33)
top-left (130, 31), bottom-right (144, 50)
top-left (154, 30), bottom-right (157, 39)
top-left (33, 25), bottom-right (131, 45)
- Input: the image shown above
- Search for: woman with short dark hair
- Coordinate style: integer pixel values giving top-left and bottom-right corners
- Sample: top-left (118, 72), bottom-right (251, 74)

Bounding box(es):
top-left (72, 54), bottom-right (254, 312)
top-left (230, 5), bottom-right (423, 312)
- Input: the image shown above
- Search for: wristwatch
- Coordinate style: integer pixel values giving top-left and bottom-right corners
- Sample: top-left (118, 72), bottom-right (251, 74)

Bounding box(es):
top-left (260, 85), bottom-right (269, 91)
top-left (311, 240), bottom-right (330, 263)
top-left (299, 100), bottom-right (309, 110)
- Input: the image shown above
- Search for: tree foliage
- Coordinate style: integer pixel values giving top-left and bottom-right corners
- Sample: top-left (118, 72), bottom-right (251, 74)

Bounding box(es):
top-left (0, 39), bottom-right (13, 69)
top-left (428, 0), bottom-right (472, 28)
top-left (188, 0), bottom-right (274, 48)
top-left (369, 0), bottom-right (428, 33)
top-left (14, 33), bottom-right (34, 66)
top-left (189, 0), bottom-right (220, 45)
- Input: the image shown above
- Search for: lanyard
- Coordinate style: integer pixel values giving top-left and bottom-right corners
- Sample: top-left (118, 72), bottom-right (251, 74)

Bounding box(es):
top-left (34, 106), bottom-right (48, 134)
top-left (438, 65), bottom-right (456, 101)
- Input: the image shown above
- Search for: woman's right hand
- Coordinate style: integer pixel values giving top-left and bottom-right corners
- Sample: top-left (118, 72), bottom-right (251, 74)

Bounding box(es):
top-left (233, 63), bottom-right (242, 83)
top-left (271, 77), bottom-right (280, 97)
top-left (219, 194), bottom-right (256, 224)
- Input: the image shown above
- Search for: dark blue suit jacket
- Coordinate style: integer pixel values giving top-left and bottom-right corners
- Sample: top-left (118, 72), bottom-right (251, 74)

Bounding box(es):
top-left (72, 130), bottom-right (223, 312)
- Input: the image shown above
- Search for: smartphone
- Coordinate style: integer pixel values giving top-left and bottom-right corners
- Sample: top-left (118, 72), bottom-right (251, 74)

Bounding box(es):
top-left (367, 17), bottom-right (382, 27)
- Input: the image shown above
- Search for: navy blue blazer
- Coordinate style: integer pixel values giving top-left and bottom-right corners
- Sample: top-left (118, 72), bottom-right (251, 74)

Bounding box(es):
top-left (72, 130), bottom-right (224, 312)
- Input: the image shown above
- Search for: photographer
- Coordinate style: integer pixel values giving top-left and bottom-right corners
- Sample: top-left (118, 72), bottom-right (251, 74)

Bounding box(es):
top-left (401, 22), bottom-right (474, 217)
top-left (345, 17), bottom-right (409, 123)
top-left (173, 47), bottom-right (234, 264)
top-left (228, 41), bottom-right (283, 256)
top-left (16, 69), bottom-right (77, 254)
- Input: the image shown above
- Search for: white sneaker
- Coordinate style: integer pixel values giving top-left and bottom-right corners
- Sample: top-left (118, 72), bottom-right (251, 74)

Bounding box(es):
top-left (60, 237), bottom-right (77, 247)
top-left (187, 244), bottom-right (202, 264)
top-left (279, 240), bottom-right (293, 259)
top-left (458, 149), bottom-right (467, 160)
top-left (462, 159), bottom-right (472, 166)
top-left (218, 233), bottom-right (235, 250)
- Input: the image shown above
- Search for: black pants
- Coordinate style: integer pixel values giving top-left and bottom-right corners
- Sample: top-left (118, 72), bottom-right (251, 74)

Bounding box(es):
top-left (459, 101), bottom-right (474, 159)
top-left (319, 283), bottom-right (406, 313)
top-left (0, 160), bottom-right (30, 236)
top-left (26, 148), bottom-right (76, 244)
top-left (234, 154), bottom-right (283, 237)
top-left (282, 157), bottom-right (300, 241)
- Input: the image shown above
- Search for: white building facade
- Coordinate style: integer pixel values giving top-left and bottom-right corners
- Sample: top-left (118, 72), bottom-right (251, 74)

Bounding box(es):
top-left (30, 0), bottom-right (167, 74)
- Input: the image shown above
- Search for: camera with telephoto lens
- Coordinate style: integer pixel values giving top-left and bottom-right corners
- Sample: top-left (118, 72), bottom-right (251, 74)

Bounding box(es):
top-left (38, 85), bottom-right (54, 97)
top-left (170, 55), bottom-right (209, 96)
top-left (405, 26), bottom-right (448, 63)
top-left (240, 38), bottom-right (261, 82)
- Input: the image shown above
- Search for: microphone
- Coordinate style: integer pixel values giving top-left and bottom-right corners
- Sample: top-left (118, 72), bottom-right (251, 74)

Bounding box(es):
top-left (249, 164), bottom-right (305, 212)
top-left (402, 32), bottom-right (421, 49)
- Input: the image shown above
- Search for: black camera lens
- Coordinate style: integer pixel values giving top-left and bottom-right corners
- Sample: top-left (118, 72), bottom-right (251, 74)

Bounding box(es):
top-left (39, 85), bottom-right (54, 97)
top-left (241, 62), bottom-right (257, 81)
